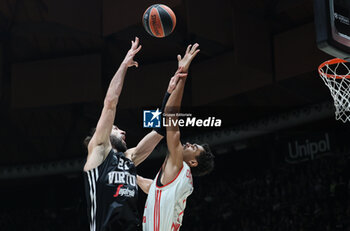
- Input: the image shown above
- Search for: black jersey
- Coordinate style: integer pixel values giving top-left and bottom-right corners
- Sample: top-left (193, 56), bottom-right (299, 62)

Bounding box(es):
top-left (84, 149), bottom-right (140, 231)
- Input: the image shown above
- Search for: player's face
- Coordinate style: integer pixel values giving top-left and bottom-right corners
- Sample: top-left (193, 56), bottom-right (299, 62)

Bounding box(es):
top-left (183, 142), bottom-right (204, 167)
top-left (111, 125), bottom-right (126, 143)
top-left (110, 125), bottom-right (127, 151)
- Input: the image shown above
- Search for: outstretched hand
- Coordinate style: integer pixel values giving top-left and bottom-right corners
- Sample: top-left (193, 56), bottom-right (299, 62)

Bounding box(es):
top-left (123, 37), bottom-right (142, 68)
top-left (167, 67), bottom-right (187, 93)
top-left (177, 43), bottom-right (200, 73)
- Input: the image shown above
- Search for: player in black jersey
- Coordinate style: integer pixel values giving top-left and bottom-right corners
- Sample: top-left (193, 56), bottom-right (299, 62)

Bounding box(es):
top-left (82, 37), bottom-right (186, 231)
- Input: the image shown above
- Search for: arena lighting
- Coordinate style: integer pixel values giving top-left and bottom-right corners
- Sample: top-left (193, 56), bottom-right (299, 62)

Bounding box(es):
top-left (0, 101), bottom-right (335, 179)
top-left (233, 143), bottom-right (248, 151)
top-left (215, 146), bottom-right (232, 155)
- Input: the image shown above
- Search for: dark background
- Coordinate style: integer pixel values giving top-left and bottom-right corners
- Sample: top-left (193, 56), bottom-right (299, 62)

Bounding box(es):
top-left (0, 0), bottom-right (350, 230)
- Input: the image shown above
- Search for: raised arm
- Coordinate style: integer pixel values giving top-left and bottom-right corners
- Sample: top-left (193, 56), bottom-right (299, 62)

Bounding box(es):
top-left (84, 37), bottom-right (141, 171)
top-left (137, 175), bottom-right (153, 194)
top-left (165, 44), bottom-right (200, 168)
top-left (125, 71), bottom-right (186, 166)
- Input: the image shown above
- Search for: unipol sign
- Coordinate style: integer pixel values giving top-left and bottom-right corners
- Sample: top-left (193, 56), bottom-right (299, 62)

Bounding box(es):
top-left (285, 133), bottom-right (331, 163)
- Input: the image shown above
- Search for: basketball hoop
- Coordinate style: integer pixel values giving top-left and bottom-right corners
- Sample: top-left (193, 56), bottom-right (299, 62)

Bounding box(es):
top-left (318, 58), bottom-right (350, 122)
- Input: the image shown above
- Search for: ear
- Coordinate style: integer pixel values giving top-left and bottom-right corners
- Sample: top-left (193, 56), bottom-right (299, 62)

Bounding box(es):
top-left (189, 159), bottom-right (198, 167)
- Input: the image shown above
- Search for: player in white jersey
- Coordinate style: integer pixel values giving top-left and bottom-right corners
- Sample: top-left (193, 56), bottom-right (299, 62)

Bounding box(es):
top-left (137, 43), bottom-right (215, 231)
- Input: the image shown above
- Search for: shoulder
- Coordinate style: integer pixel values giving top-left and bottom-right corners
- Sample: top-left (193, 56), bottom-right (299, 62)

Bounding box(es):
top-left (124, 147), bottom-right (136, 161)
top-left (83, 146), bottom-right (113, 171)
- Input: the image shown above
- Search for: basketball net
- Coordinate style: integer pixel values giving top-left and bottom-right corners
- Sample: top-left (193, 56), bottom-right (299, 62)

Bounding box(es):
top-left (318, 58), bottom-right (350, 123)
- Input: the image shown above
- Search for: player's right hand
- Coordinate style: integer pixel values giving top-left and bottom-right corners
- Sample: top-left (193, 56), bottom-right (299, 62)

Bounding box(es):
top-left (167, 67), bottom-right (187, 93)
top-left (177, 43), bottom-right (200, 73)
top-left (122, 37), bottom-right (142, 68)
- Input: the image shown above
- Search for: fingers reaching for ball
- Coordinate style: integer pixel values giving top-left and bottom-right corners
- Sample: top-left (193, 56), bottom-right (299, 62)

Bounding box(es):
top-left (123, 37), bottom-right (142, 68)
top-left (177, 43), bottom-right (200, 73)
top-left (131, 37), bottom-right (142, 54)
top-left (186, 45), bottom-right (192, 54)
top-left (190, 43), bottom-right (199, 54)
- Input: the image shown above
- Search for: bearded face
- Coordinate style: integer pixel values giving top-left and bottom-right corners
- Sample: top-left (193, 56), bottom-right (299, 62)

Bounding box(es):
top-left (110, 134), bottom-right (127, 153)
top-left (84, 125), bottom-right (127, 152)
top-left (110, 125), bottom-right (127, 152)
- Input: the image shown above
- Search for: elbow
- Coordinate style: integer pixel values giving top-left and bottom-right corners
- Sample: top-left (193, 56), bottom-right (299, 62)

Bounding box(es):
top-left (104, 97), bottom-right (118, 109)
top-left (145, 182), bottom-right (151, 194)
top-left (173, 131), bottom-right (181, 140)
top-left (164, 106), bottom-right (170, 114)
top-left (167, 130), bottom-right (180, 141)
top-left (164, 106), bottom-right (178, 115)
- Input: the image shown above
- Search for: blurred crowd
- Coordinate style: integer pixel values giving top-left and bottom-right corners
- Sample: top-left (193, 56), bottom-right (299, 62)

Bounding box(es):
top-left (183, 153), bottom-right (350, 231)
top-left (0, 208), bottom-right (83, 231)
top-left (0, 152), bottom-right (349, 230)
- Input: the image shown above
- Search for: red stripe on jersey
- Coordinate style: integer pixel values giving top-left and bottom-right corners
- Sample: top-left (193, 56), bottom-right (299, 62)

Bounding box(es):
top-left (158, 190), bottom-right (162, 231)
top-left (153, 190), bottom-right (157, 231)
top-left (154, 190), bottom-right (158, 231)
top-left (154, 189), bottom-right (162, 231)
top-left (155, 190), bottom-right (159, 231)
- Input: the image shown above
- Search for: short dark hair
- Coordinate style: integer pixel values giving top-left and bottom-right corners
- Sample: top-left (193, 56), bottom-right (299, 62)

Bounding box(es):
top-left (83, 128), bottom-right (96, 148)
top-left (190, 143), bottom-right (215, 177)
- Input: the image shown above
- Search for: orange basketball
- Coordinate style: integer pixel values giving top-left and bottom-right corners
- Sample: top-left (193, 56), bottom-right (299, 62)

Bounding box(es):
top-left (142, 4), bottom-right (176, 38)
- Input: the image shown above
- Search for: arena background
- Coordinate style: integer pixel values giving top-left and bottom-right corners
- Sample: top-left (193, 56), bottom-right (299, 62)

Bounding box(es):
top-left (1, 0), bottom-right (350, 230)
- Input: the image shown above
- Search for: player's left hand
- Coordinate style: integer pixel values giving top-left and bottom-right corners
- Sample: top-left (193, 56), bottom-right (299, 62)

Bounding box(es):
top-left (167, 67), bottom-right (187, 93)
top-left (177, 43), bottom-right (200, 73)
top-left (123, 37), bottom-right (142, 68)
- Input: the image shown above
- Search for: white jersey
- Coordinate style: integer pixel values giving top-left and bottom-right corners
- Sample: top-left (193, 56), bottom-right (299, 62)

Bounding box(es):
top-left (143, 162), bottom-right (194, 231)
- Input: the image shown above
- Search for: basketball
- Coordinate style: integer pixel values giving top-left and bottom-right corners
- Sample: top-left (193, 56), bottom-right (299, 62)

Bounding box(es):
top-left (142, 4), bottom-right (176, 38)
